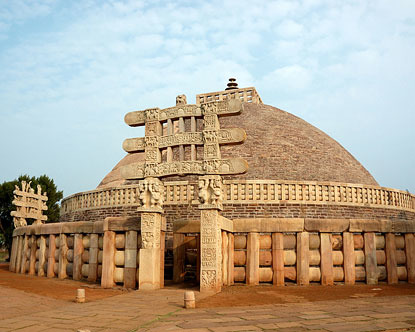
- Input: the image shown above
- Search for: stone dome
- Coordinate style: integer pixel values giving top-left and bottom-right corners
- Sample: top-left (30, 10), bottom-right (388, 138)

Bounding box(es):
top-left (98, 102), bottom-right (378, 188)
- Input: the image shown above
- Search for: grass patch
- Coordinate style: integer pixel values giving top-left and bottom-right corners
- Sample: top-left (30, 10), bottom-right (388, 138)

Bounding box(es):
top-left (134, 308), bottom-right (183, 330)
top-left (0, 250), bottom-right (8, 263)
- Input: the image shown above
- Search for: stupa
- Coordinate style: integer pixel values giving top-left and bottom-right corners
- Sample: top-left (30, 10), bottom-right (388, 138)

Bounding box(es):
top-left (10, 80), bottom-right (415, 292)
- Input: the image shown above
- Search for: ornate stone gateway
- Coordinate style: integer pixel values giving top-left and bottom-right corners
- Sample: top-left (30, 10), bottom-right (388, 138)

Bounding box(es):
top-left (122, 94), bottom-right (247, 292)
top-left (11, 181), bottom-right (48, 228)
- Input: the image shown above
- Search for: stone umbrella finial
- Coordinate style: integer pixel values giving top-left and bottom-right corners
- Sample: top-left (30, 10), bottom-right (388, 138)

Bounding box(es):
top-left (225, 78), bottom-right (238, 90)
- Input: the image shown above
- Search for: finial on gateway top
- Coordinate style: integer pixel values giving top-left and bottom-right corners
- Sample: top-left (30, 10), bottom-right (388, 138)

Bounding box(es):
top-left (225, 78), bottom-right (238, 90)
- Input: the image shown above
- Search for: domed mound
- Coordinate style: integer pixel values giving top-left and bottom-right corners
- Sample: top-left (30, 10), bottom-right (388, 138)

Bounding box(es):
top-left (98, 102), bottom-right (377, 188)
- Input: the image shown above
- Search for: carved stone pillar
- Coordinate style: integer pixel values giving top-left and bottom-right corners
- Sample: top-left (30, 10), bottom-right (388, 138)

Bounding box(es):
top-left (139, 212), bottom-right (162, 290)
top-left (200, 209), bottom-right (222, 293)
top-left (138, 177), bottom-right (164, 290)
top-left (199, 175), bottom-right (223, 293)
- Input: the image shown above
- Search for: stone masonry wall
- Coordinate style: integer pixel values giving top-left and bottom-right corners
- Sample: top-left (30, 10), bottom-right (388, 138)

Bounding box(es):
top-left (60, 203), bottom-right (415, 227)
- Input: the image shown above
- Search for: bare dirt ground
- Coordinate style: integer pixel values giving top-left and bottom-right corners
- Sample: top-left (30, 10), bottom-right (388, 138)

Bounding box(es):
top-left (0, 263), bottom-right (124, 302)
top-left (197, 282), bottom-right (415, 308)
top-left (2, 262), bottom-right (415, 308)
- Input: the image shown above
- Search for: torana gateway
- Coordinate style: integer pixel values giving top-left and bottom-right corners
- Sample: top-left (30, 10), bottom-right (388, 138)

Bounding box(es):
top-left (9, 80), bottom-right (415, 293)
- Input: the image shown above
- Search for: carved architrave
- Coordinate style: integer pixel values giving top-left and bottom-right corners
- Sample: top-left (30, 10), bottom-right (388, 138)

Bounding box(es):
top-left (145, 136), bottom-right (159, 147)
top-left (123, 128), bottom-right (246, 153)
top-left (203, 131), bottom-right (218, 143)
top-left (145, 108), bottom-right (159, 121)
top-left (121, 158), bottom-right (248, 179)
top-left (125, 105), bottom-right (201, 126)
top-left (125, 99), bottom-right (243, 127)
top-left (201, 99), bottom-right (243, 116)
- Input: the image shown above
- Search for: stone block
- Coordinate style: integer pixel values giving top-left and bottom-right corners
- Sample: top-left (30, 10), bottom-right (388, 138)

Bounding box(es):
top-left (304, 219), bottom-right (349, 232)
top-left (349, 219), bottom-right (392, 232)
top-left (139, 248), bottom-right (161, 290)
top-left (233, 218), bottom-right (304, 232)
top-left (105, 216), bottom-right (141, 232)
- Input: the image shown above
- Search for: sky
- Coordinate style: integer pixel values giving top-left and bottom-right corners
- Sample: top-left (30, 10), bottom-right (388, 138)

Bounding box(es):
top-left (0, 0), bottom-right (414, 198)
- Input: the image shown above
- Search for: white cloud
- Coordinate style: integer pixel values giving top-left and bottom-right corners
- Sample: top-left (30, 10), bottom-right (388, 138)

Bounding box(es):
top-left (276, 19), bottom-right (304, 38)
top-left (0, 0), bottom-right (414, 195)
top-left (261, 65), bottom-right (312, 93)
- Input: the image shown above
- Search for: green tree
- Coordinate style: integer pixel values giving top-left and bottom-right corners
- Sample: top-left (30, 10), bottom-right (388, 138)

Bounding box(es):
top-left (0, 174), bottom-right (63, 260)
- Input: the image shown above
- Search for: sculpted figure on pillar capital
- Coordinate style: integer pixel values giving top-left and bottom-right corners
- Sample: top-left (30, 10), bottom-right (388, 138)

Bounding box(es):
top-left (198, 175), bottom-right (223, 210)
top-left (138, 177), bottom-right (164, 212)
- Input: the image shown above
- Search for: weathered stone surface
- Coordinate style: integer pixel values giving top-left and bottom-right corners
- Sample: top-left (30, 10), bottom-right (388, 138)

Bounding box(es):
top-left (200, 209), bottom-right (222, 293)
top-left (219, 216), bottom-right (233, 232)
top-left (121, 158), bottom-right (248, 179)
top-left (320, 233), bottom-right (334, 285)
top-left (137, 178), bottom-right (164, 212)
top-left (101, 231), bottom-right (115, 288)
top-left (349, 219), bottom-right (392, 232)
top-left (227, 233), bottom-right (234, 286)
top-left (385, 233), bottom-right (398, 284)
top-left (173, 220), bottom-right (200, 233)
top-left (104, 217), bottom-right (141, 232)
top-left (37, 236), bottom-right (47, 277)
top-left (221, 232), bottom-right (228, 286)
top-left (139, 212), bottom-right (162, 290)
top-left (73, 234), bottom-right (83, 281)
top-left (246, 233), bottom-right (259, 285)
top-left (297, 232), bottom-right (309, 285)
top-left (88, 234), bottom-right (99, 282)
top-left (364, 233), bottom-right (378, 285)
top-left (392, 220), bottom-right (415, 233)
top-left (233, 218), bottom-right (304, 232)
top-left (199, 175), bottom-right (224, 210)
top-left (173, 233), bottom-right (185, 283)
top-left (139, 248), bottom-right (160, 290)
top-left (304, 219), bottom-right (349, 232)
top-left (343, 232), bottom-right (355, 285)
top-left (272, 233), bottom-right (284, 286)
top-left (123, 128), bottom-right (246, 152)
top-left (405, 234), bottom-right (415, 284)
top-left (58, 234), bottom-right (68, 279)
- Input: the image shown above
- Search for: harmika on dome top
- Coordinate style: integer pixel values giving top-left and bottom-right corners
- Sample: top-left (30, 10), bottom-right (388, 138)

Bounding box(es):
top-left (98, 98), bottom-right (377, 189)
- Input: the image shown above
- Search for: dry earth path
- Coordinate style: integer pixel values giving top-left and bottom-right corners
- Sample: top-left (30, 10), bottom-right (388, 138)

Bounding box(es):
top-left (1, 264), bottom-right (415, 332)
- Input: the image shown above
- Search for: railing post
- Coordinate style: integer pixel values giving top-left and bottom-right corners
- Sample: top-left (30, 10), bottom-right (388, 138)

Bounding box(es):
top-left (88, 234), bottom-right (99, 282)
top-left (297, 232), bottom-right (309, 285)
top-left (101, 231), bottom-right (116, 288)
top-left (47, 234), bottom-right (56, 277)
top-left (364, 233), bottom-right (378, 285)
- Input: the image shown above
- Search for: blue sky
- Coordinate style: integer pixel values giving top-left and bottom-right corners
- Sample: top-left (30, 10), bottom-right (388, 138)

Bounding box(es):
top-left (0, 0), bottom-right (414, 197)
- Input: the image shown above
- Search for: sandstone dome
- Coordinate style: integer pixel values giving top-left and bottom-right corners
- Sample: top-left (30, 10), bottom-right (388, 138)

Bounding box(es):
top-left (98, 102), bottom-right (377, 188)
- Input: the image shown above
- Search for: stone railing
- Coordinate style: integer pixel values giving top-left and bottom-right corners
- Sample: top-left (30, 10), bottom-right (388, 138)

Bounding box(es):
top-left (60, 180), bottom-right (415, 215)
top-left (60, 181), bottom-right (197, 214)
top-left (222, 180), bottom-right (415, 211)
top-left (196, 87), bottom-right (263, 105)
